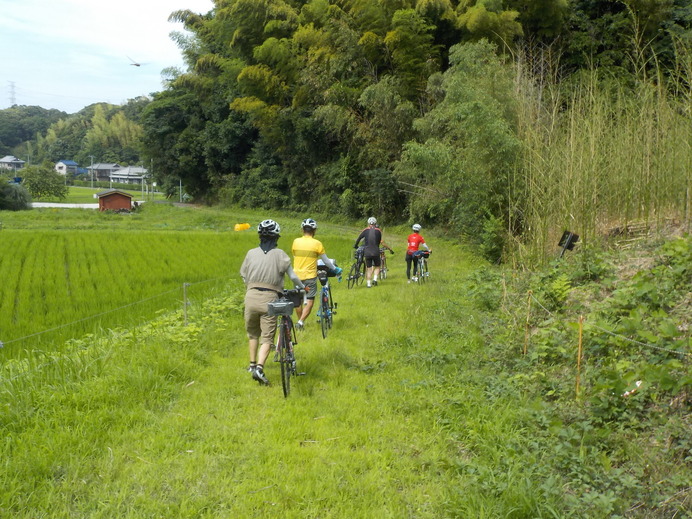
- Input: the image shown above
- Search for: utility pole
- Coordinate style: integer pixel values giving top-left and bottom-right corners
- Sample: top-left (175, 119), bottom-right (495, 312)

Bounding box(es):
top-left (89, 155), bottom-right (95, 189)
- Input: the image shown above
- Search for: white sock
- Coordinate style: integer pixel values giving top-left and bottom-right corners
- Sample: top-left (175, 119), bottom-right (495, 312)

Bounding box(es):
top-left (367, 281), bottom-right (371, 287)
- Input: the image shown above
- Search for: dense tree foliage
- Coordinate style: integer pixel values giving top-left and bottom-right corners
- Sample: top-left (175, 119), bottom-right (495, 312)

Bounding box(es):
top-left (19, 162), bottom-right (69, 200)
top-left (2, 0), bottom-right (689, 258)
top-left (136, 1), bottom-right (681, 233)
top-left (0, 106), bottom-right (66, 157)
top-left (0, 98), bottom-right (150, 171)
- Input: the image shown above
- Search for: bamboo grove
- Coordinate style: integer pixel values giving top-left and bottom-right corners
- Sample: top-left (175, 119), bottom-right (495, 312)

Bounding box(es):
top-left (136, 0), bottom-right (691, 263)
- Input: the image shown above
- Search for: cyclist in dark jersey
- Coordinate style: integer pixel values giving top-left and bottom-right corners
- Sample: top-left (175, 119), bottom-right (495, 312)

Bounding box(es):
top-left (354, 217), bottom-right (393, 287)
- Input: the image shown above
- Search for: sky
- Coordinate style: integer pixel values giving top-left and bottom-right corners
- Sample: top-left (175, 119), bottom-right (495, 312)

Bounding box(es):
top-left (1, 0), bottom-right (214, 114)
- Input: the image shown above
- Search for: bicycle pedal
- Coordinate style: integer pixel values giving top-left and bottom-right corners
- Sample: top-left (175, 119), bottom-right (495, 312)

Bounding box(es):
top-left (297, 372), bottom-right (306, 376)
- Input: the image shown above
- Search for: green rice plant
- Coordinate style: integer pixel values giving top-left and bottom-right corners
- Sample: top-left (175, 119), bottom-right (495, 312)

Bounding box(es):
top-left (0, 204), bottom-right (366, 359)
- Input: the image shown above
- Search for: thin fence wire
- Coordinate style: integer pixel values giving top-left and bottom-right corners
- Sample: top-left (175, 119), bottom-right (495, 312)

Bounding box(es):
top-left (527, 292), bottom-right (691, 359)
top-left (0, 275), bottom-right (235, 349)
top-left (1, 276), bottom-right (237, 382)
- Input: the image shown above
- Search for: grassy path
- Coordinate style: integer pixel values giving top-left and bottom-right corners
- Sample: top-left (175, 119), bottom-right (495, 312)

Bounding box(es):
top-left (135, 241), bottom-right (484, 517)
top-left (3, 235), bottom-right (504, 517)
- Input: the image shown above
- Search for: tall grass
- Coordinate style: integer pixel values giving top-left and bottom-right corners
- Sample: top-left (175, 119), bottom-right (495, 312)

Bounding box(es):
top-left (511, 50), bottom-right (692, 264)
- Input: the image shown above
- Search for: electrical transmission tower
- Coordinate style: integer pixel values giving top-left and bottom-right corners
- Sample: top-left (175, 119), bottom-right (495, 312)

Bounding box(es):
top-left (8, 81), bottom-right (16, 106)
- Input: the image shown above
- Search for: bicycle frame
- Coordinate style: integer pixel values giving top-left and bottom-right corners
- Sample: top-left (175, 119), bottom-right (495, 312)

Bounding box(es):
top-left (269, 289), bottom-right (303, 397)
top-left (413, 251), bottom-right (430, 284)
top-left (379, 248), bottom-right (388, 280)
top-left (316, 272), bottom-right (336, 338)
top-left (347, 247), bottom-right (366, 289)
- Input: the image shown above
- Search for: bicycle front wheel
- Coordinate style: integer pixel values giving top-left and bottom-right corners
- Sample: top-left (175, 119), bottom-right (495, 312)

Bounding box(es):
top-left (356, 260), bottom-right (366, 285)
top-left (278, 320), bottom-right (292, 397)
top-left (380, 257), bottom-right (387, 279)
top-left (320, 291), bottom-right (330, 339)
top-left (327, 287), bottom-right (334, 330)
top-left (347, 262), bottom-right (359, 289)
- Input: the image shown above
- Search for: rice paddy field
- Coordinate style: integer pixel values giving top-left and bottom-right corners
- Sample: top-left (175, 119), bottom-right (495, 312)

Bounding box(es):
top-left (0, 203), bottom-right (357, 357)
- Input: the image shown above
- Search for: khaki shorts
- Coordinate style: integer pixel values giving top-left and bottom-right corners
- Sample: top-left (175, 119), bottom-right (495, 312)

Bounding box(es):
top-left (302, 277), bottom-right (317, 299)
top-left (244, 289), bottom-right (279, 344)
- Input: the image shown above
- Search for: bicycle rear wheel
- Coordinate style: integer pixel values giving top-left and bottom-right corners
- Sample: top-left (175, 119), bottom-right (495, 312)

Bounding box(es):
top-left (320, 290), bottom-right (330, 339)
top-left (416, 258), bottom-right (425, 284)
top-left (278, 320), bottom-right (292, 397)
top-left (380, 256), bottom-right (387, 279)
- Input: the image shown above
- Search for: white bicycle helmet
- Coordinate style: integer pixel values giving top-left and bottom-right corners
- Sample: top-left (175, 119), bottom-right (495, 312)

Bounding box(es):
top-left (412, 223), bottom-right (421, 232)
top-left (367, 216), bottom-right (377, 226)
top-left (258, 219), bottom-right (281, 236)
top-left (301, 218), bottom-right (318, 230)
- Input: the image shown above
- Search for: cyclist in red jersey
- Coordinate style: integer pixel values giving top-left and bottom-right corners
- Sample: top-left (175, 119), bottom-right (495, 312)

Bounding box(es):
top-left (405, 223), bottom-right (431, 282)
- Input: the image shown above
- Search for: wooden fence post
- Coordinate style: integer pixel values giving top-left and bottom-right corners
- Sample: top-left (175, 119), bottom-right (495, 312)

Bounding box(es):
top-left (524, 290), bottom-right (533, 355)
top-left (576, 315), bottom-right (584, 399)
top-left (183, 283), bottom-right (190, 326)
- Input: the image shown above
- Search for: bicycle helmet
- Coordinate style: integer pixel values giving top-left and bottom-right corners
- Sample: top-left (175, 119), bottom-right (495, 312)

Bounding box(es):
top-left (412, 223), bottom-right (421, 232)
top-left (257, 219), bottom-right (281, 237)
top-left (367, 216), bottom-right (377, 226)
top-left (301, 218), bottom-right (318, 230)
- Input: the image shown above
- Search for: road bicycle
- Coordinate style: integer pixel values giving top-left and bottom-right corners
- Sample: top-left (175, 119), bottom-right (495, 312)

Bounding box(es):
top-left (347, 246), bottom-right (366, 289)
top-left (413, 250), bottom-right (431, 284)
top-left (316, 266), bottom-right (340, 338)
top-left (379, 248), bottom-right (389, 280)
top-left (268, 289), bottom-right (304, 397)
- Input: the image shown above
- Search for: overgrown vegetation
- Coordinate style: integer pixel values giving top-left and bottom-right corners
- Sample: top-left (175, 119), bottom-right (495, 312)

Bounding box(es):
top-left (464, 231), bottom-right (692, 517)
top-left (0, 182), bottom-right (31, 211)
top-left (0, 206), bottom-right (688, 517)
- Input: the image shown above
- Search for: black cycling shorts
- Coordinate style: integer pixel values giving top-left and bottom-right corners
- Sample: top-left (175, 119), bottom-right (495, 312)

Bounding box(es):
top-left (365, 255), bottom-right (381, 268)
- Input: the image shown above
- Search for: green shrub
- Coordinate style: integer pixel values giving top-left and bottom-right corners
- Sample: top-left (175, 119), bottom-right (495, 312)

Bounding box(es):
top-left (0, 182), bottom-right (32, 210)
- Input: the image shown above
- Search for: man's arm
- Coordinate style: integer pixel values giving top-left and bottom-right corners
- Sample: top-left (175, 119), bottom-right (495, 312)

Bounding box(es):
top-left (318, 253), bottom-right (337, 271)
top-left (286, 265), bottom-right (305, 289)
top-left (354, 230), bottom-right (366, 248)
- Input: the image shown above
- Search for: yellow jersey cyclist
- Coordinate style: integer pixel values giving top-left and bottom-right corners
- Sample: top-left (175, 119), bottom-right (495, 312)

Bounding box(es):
top-left (291, 218), bottom-right (342, 330)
